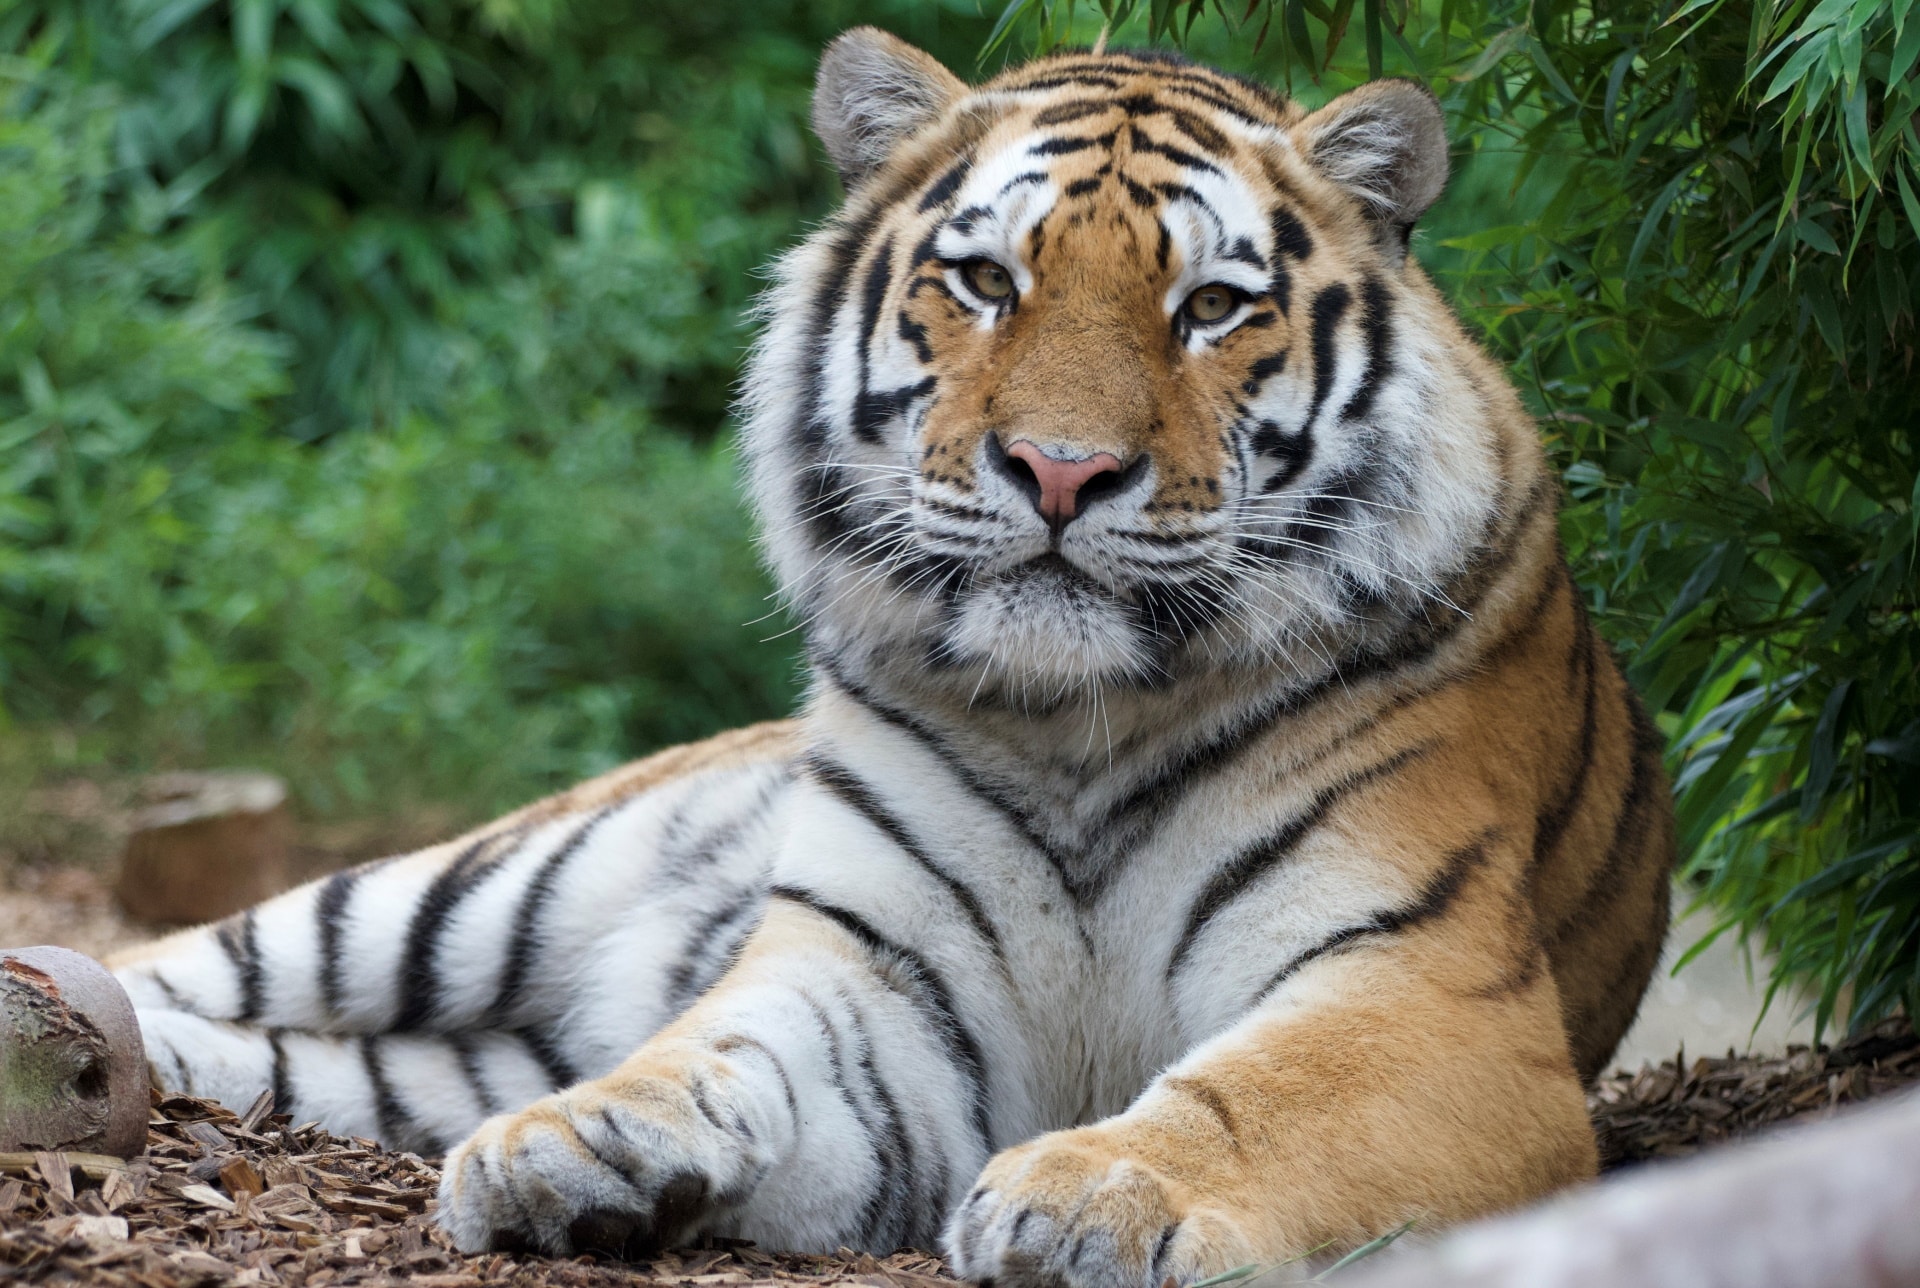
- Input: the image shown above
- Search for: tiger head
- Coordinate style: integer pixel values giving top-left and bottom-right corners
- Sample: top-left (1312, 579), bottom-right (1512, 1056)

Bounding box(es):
top-left (743, 30), bottom-right (1525, 709)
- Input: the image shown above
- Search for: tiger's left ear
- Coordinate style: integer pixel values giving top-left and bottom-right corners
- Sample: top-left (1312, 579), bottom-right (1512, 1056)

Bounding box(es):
top-left (1296, 80), bottom-right (1449, 261)
top-left (813, 28), bottom-right (968, 190)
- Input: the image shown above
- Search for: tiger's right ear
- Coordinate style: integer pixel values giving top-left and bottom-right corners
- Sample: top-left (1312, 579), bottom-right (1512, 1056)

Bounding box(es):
top-left (813, 28), bottom-right (967, 189)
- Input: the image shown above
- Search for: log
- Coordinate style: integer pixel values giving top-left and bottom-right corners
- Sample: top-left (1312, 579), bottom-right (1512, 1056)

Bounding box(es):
top-left (0, 946), bottom-right (147, 1158)
top-left (115, 770), bottom-right (292, 925)
top-left (1343, 1085), bottom-right (1920, 1288)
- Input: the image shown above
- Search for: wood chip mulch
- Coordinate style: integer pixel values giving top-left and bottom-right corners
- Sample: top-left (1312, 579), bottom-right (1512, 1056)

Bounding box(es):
top-left (1589, 1015), bottom-right (1920, 1168)
top-left (4, 1018), bottom-right (1915, 1286)
top-left (0, 1090), bottom-right (954, 1287)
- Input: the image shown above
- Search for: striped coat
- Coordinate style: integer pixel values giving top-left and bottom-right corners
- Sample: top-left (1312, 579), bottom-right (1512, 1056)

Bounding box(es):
top-left (113, 29), bottom-right (1674, 1286)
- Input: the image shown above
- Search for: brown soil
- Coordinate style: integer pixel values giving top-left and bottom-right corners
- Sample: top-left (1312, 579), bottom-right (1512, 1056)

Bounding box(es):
top-left (1590, 1015), bottom-right (1919, 1168)
top-left (1, 1090), bottom-right (954, 1287)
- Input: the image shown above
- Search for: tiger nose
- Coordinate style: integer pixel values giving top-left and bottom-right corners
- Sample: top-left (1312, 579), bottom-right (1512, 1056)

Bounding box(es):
top-left (1003, 439), bottom-right (1126, 528)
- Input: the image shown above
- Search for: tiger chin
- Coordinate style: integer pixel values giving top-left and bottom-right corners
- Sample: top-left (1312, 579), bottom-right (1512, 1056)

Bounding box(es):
top-left (109, 28), bottom-right (1675, 1287)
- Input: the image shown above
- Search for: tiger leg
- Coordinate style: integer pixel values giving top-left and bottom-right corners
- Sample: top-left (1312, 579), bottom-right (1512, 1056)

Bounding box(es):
top-left (135, 1012), bottom-right (562, 1154)
top-left (946, 937), bottom-right (1594, 1286)
top-left (107, 736), bottom-right (793, 1144)
top-left (436, 891), bottom-right (994, 1257)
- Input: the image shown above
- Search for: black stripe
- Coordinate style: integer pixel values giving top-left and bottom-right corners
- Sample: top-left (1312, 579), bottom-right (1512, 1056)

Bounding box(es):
top-left (947, 203), bottom-right (991, 236)
top-left (1010, 73), bottom-right (1124, 92)
top-left (1163, 1075), bottom-right (1239, 1147)
top-left (268, 1030), bottom-right (291, 1118)
top-left (1020, 53), bottom-right (1267, 131)
top-left (814, 655), bottom-right (1089, 910)
top-left (1034, 100), bottom-right (1114, 126)
top-left (804, 753), bottom-right (1005, 961)
top-left (850, 234), bottom-right (898, 446)
top-left (450, 1032), bottom-right (501, 1116)
top-left (515, 1026), bottom-right (580, 1091)
top-left (489, 805), bottom-right (619, 1021)
top-left (767, 886), bottom-right (992, 1148)
top-left (1529, 577), bottom-right (1598, 876)
top-left (1154, 83), bottom-right (1266, 132)
top-left (1150, 1226), bottom-right (1180, 1283)
top-left (852, 376), bottom-right (937, 444)
top-left (791, 157), bottom-right (940, 549)
top-left (316, 868), bottom-right (361, 1017)
top-left (1250, 420), bottom-right (1310, 493)
top-left (216, 909), bottom-right (264, 1022)
top-left (1269, 206), bottom-right (1314, 262)
top-left (394, 832), bottom-right (517, 1032)
top-left (663, 888), bottom-right (765, 1014)
top-left (918, 158), bottom-right (971, 211)
top-left (361, 1036), bottom-right (442, 1155)
top-left (713, 1031), bottom-right (799, 1118)
top-left (1152, 179), bottom-right (1208, 207)
top-left (783, 994), bottom-right (885, 1231)
top-left (1547, 688), bottom-right (1667, 947)
top-left (1274, 463), bottom-right (1370, 555)
top-left (1258, 829), bottom-right (1497, 999)
top-left (1481, 543), bottom-right (1574, 670)
top-left (1573, 877), bottom-right (1670, 1050)
top-left (859, 1044), bottom-right (917, 1243)
top-left (897, 310), bottom-right (933, 363)
top-left (1339, 276), bottom-right (1394, 423)
top-left (1303, 282), bottom-right (1352, 434)
top-left (1031, 133), bottom-right (1107, 156)
top-left (663, 773), bottom-right (785, 884)
top-left (1127, 124), bottom-right (1220, 174)
top-left (688, 1074), bottom-right (730, 1134)
top-left (1227, 237), bottom-right (1267, 270)
top-left (148, 972), bottom-right (185, 1008)
top-left (793, 993), bottom-right (860, 1124)
top-left (583, 1107), bottom-right (645, 1192)
top-left (844, 994), bottom-right (917, 1246)
top-left (1167, 742), bottom-right (1435, 977)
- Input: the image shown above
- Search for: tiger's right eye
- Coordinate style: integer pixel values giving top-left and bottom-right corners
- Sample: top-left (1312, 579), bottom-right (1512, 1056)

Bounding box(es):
top-left (965, 260), bottom-right (1015, 300)
top-left (1183, 284), bottom-right (1239, 323)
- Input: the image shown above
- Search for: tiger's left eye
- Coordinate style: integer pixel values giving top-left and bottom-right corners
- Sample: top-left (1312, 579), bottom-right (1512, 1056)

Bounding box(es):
top-left (966, 260), bottom-right (1015, 300)
top-left (1183, 285), bottom-right (1239, 323)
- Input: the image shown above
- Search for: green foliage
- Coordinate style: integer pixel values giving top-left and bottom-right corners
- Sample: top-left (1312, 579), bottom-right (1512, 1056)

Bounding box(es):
top-left (0, 60), bottom-right (796, 813)
top-left (994, 0), bottom-right (1919, 1035)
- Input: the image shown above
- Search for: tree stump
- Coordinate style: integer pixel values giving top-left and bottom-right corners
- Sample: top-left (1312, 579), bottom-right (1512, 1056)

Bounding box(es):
top-left (0, 946), bottom-right (147, 1158)
top-left (115, 771), bottom-right (292, 925)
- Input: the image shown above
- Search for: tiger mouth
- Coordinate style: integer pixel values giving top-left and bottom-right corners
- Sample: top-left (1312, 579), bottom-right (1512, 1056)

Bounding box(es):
top-left (1006, 550), bottom-right (1109, 590)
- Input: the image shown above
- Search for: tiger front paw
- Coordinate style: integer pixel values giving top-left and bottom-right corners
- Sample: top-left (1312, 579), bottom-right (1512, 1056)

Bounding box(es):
top-left (945, 1128), bottom-right (1259, 1288)
top-left (436, 1053), bottom-right (779, 1256)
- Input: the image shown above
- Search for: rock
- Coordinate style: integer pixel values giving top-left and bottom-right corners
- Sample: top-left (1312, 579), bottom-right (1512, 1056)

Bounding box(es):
top-left (115, 771), bottom-right (292, 925)
top-left (0, 946), bottom-right (148, 1158)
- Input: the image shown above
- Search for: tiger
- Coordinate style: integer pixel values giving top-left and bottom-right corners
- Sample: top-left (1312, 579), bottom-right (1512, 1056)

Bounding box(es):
top-left (107, 27), bottom-right (1676, 1285)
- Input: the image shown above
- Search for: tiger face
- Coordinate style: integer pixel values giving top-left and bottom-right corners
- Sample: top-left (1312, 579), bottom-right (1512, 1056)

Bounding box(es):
top-left (744, 33), bottom-right (1509, 706)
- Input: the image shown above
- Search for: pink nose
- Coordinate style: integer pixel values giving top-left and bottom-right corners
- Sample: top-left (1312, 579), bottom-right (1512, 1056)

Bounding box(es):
top-left (1005, 440), bottom-right (1125, 526)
